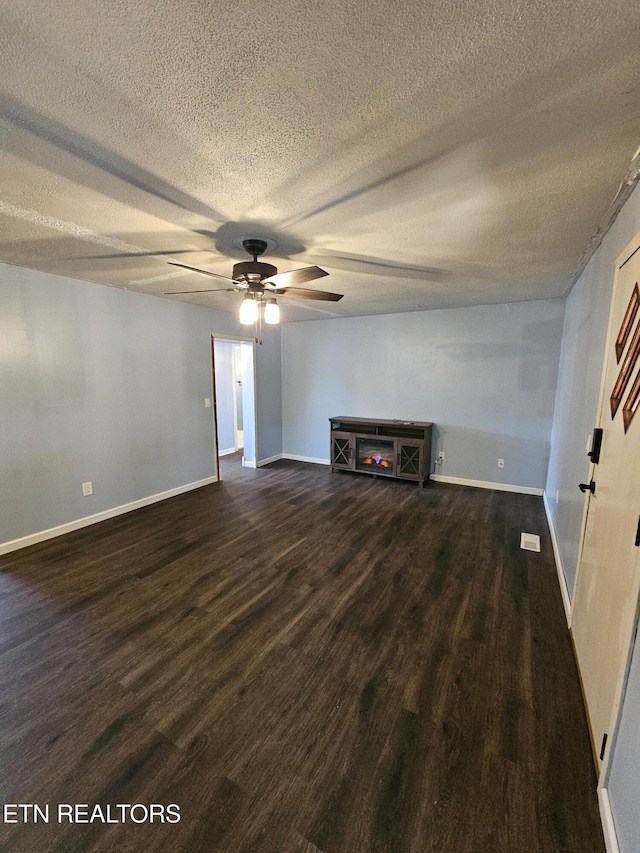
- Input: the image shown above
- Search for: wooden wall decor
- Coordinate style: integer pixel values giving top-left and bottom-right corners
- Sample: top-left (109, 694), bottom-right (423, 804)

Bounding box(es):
top-left (615, 282), bottom-right (639, 362)
top-left (611, 281), bottom-right (640, 431)
top-left (622, 370), bottom-right (640, 432)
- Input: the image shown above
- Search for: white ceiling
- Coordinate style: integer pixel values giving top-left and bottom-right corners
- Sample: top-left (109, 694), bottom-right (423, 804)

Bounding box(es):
top-left (0, 0), bottom-right (639, 321)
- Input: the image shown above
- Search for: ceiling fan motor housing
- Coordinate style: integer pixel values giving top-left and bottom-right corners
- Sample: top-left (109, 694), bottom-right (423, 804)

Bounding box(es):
top-left (232, 238), bottom-right (276, 291)
top-left (232, 260), bottom-right (277, 291)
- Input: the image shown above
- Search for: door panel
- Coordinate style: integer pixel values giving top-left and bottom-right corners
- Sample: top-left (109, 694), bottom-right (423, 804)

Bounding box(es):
top-left (330, 432), bottom-right (354, 469)
top-left (572, 235), bottom-right (640, 771)
top-left (396, 439), bottom-right (423, 480)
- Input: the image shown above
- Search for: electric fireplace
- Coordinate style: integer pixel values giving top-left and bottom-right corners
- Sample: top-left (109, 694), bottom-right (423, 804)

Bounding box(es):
top-left (356, 438), bottom-right (395, 474)
top-left (329, 417), bottom-right (433, 487)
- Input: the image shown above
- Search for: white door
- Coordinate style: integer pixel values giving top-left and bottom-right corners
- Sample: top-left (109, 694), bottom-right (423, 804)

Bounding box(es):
top-left (572, 233), bottom-right (640, 771)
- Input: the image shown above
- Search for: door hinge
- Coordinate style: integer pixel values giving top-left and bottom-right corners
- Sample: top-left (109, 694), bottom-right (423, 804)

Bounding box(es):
top-left (635, 516), bottom-right (640, 547)
top-left (600, 733), bottom-right (608, 760)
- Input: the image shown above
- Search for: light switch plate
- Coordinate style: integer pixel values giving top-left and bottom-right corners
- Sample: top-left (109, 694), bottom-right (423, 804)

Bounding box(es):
top-left (205, 398), bottom-right (211, 408)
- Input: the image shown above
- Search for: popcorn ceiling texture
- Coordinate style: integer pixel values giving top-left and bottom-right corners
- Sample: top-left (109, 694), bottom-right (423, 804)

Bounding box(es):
top-left (0, 0), bottom-right (639, 320)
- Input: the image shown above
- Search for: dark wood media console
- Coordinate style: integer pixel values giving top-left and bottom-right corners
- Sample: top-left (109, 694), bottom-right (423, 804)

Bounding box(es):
top-left (329, 417), bottom-right (433, 487)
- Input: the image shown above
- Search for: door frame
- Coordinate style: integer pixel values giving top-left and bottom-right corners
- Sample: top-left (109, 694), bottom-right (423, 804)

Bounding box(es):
top-left (231, 343), bottom-right (241, 452)
top-left (570, 231), bottom-right (640, 786)
top-left (211, 334), bottom-right (258, 479)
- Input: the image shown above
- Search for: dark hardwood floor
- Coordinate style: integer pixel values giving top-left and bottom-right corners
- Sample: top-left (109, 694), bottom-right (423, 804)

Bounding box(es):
top-left (0, 456), bottom-right (604, 852)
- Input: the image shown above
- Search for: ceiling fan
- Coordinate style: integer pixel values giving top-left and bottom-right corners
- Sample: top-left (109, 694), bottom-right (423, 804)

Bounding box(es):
top-left (165, 238), bottom-right (343, 324)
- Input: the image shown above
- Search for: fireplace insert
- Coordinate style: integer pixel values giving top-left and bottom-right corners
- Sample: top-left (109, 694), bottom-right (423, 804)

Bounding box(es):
top-left (356, 438), bottom-right (395, 474)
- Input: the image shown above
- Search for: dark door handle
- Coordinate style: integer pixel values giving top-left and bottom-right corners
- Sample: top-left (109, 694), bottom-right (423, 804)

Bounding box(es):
top-left (587, 428), bottom-right (603, 464)
top-left (579, 480), bottom-right (596, 494)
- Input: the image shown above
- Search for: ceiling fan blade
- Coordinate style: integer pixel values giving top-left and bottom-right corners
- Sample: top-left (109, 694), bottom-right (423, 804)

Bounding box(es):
top-left (270, 286), bottom-right (343, 302)
top-left (263, 265), bottom-right (328, 288)
top-left (168, 261), bottom-right (241, 285)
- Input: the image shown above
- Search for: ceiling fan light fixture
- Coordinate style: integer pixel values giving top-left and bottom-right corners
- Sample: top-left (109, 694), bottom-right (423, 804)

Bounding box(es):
top-left (239, 294), bottom-right (258, 324)
top-left (264, 299), bottom-right (280, 324)
top-left (166, 238), bottom-right (342, 316)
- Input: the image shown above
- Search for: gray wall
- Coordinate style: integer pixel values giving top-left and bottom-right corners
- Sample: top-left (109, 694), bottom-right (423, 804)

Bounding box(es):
top-left (281, 299), bottom-right (565, 490)
top-left (545, 183), bottom-right (640, 597)
top-left (0, 262), bottom-right (282, 547)
top-left (240, 342), bottom-right (256, 464)
top-left (254, 322), bottom-right (283, 463)
top-left (213, 340), bottom-right (236, 453)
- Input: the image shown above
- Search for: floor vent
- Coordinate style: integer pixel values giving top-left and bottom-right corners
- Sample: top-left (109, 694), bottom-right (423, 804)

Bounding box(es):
top-left (520, 532), bottom-right (541, 552)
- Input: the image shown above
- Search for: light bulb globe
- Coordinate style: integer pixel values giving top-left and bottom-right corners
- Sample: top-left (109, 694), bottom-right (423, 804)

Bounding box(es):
top-left (239, 295), bottom-right (258, 324)
top-left (264, 299), bottom-right (280, 324)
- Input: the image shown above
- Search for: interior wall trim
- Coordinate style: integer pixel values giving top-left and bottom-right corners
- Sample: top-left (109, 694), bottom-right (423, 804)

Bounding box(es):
top-left (257, 454), bottom-right (284, 467)
top-left (430, 474), bottom-right (543, 496)
top-left (218, 448), bottom-right (237, 457)
top-left (283, 453), bottom-right (331, 465)
top-left (543, 490), bottom-right (573, 625)
top-left (598, 787), bottom-right (621, 853)
top-left (0, 476), bottom-right (218, 557)
top-left (276, 461), bottom-right (546, 491)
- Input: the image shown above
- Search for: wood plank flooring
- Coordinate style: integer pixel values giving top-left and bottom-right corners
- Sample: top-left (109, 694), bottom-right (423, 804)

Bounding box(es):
top-left (0, 457), bottom-right (604, 852)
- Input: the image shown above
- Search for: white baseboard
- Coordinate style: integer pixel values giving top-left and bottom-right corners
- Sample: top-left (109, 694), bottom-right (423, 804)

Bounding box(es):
top-left (430, 474), bottom-right (543, 496)
top-left (242, 458), bottom-right (257, 468)
top-left (283, 453), bottom-right (331, 466)
top-left (598, 787), bottom-right (620, 853)
top-left (257, 454), bottom-right (284, 467)
top-left (0, 475), bottom-right (218, 557)
top-left (543, 491), bottom-right (572, 625)
top-left (218, 447), bottom-right (237, 457)
top-left (278, 460), bottom-right (545, 490)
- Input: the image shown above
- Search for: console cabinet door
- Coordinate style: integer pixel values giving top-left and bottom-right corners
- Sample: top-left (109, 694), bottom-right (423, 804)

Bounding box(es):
top-left (331, 432), bottom-right (354, 469)
top-left (396, 439), bottom-right (423, 480)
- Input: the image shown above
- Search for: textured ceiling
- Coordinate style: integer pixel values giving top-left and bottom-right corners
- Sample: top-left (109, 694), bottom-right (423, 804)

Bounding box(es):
top-left (0, 0), bottom-right (639, 321)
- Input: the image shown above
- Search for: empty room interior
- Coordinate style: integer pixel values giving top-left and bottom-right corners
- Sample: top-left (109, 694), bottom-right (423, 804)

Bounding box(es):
top-left (2, 1), bottom-right (640, 851)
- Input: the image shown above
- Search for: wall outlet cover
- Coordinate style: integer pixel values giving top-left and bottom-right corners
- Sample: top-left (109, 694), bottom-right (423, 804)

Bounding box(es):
top-left (205, 398), bottom-right (211, 408)
top-left (497, 458), bottom-right (505, 468)
top-left (82, 481), bottom-right (93, 496)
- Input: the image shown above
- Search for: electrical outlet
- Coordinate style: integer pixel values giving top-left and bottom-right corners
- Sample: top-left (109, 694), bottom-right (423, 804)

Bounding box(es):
top-left (204, 398), bottom-right (211, 408)
top-left (82, 481), bottom-right (93, 496)
top-left (437, 451), bottom-right (445, 461)
top-left (497, 458), bottom-right (505, 468)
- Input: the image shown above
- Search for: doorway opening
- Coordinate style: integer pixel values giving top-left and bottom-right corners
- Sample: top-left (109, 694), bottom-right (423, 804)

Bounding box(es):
top-left (211, 336), bottom-right (257, 480)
